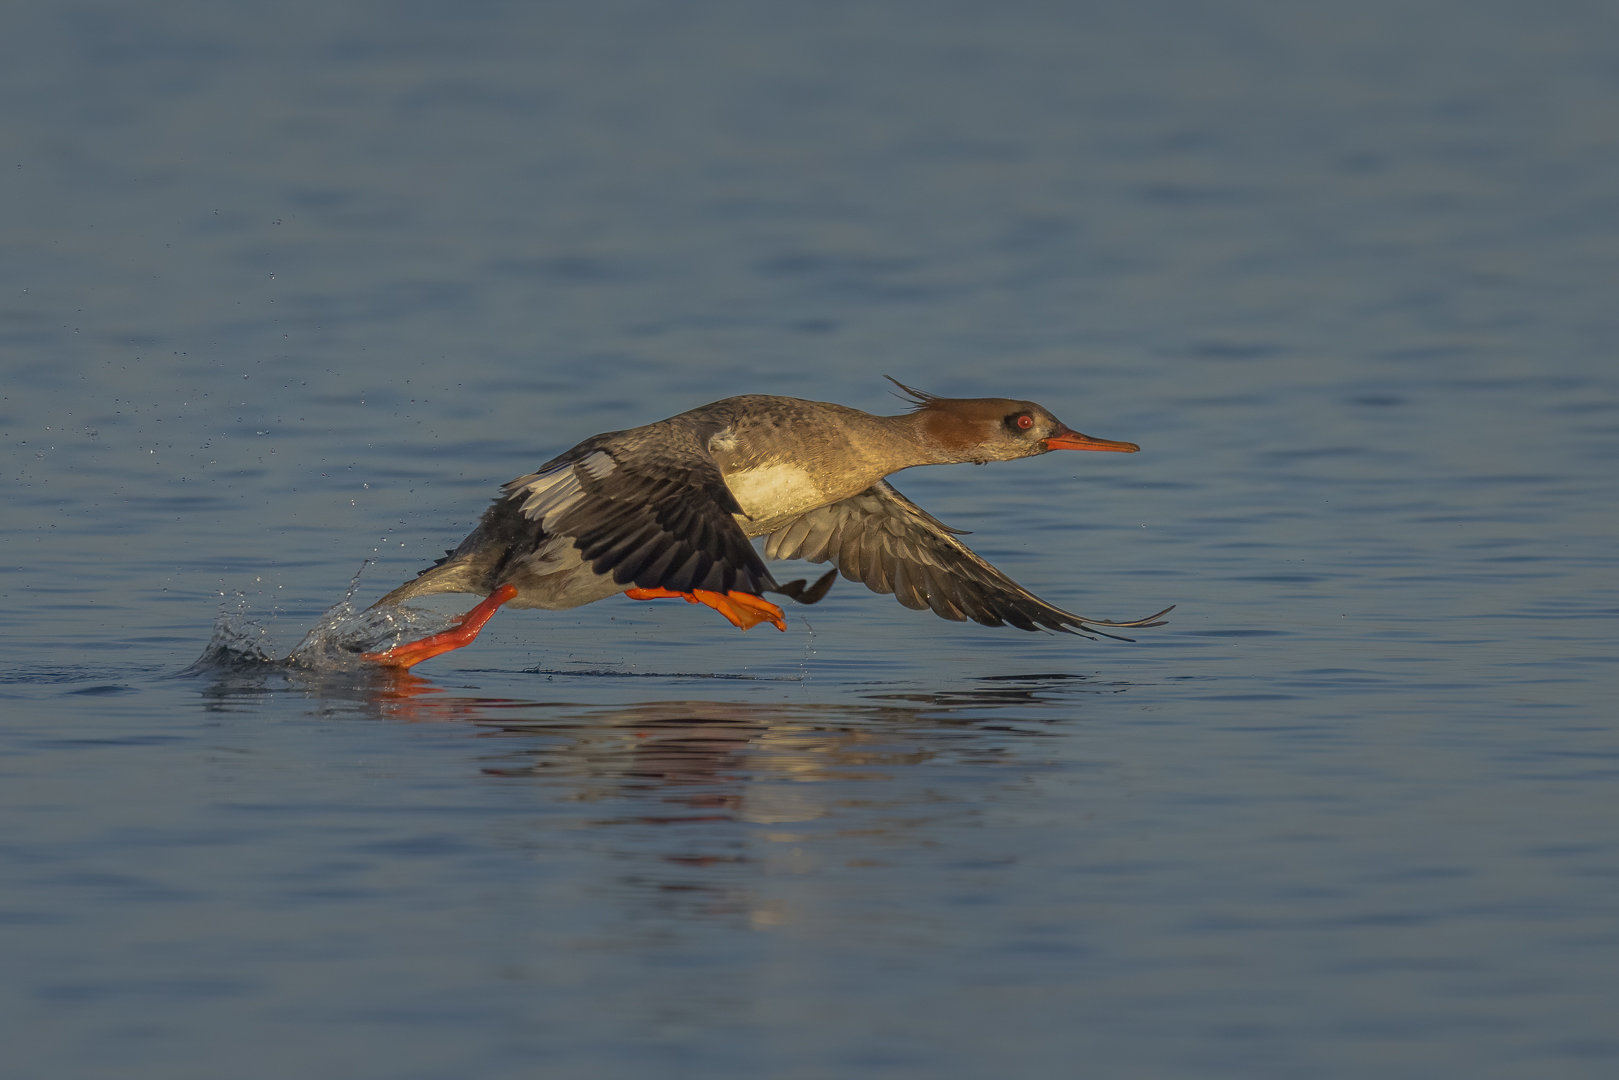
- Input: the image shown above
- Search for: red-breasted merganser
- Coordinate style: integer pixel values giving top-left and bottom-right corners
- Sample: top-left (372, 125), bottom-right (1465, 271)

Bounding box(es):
top-left (362, 379), bottom-right (1171, 668)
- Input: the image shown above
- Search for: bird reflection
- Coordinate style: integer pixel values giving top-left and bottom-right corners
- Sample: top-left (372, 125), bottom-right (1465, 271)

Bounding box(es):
top-left (467, 697), bottom-right (970, 928)
top-left (188, 661), bottom-right (1123, 929)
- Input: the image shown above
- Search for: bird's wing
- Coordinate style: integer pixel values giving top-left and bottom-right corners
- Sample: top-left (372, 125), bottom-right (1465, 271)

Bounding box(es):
top-left (762, 480), bottom-right (1172, 638)
top-left (502, 432), bottom-right (776, 596)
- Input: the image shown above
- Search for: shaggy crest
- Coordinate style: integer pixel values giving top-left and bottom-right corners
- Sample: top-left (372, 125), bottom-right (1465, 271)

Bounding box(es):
top-left (884, 375), bottom-right (940, 408)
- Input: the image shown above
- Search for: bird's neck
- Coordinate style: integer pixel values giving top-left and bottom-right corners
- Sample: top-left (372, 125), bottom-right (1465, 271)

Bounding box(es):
top-left (879, 409), bottom-right (987, 467)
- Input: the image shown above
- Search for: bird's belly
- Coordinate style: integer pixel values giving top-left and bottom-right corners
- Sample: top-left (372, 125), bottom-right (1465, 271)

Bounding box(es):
top-left (724, 463), bottom-right (823, 521)
top-left (502, 543), bottom-right (626, 610)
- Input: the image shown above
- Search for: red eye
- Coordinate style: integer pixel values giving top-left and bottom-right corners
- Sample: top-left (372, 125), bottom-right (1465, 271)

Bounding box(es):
top-left (1016, 414), bottom-right (1034, 430)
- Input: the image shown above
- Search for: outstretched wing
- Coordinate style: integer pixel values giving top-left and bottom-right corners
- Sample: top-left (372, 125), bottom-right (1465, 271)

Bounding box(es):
top-left (503, 433), bottom-right (777, 596)
top-left (762, 480), bottom-right (1172, 638)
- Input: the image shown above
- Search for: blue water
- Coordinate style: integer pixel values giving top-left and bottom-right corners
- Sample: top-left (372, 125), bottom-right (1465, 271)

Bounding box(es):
top-left (5, 2), bottom-right (1618, 1077)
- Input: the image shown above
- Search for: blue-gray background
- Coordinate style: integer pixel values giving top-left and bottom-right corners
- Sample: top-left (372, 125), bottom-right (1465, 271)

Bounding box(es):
top-left (4, 2), bottom-right (1616, 1077)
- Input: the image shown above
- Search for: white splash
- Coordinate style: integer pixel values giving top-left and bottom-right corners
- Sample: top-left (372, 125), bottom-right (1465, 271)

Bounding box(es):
top-left (182, 562), bottom-right (458, 675)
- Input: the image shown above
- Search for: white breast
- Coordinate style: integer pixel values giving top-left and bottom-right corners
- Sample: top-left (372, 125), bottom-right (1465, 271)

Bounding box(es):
top-left (724, 463), bottom-right (823, 520)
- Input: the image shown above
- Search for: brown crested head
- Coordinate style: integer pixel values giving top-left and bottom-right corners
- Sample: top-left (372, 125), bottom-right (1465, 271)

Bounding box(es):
top-left (886, 377), bottom-right (1140, 464)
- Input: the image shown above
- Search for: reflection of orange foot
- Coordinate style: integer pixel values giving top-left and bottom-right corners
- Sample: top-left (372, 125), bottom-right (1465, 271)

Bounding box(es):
top-left (625, 587), bottom-right (787, 631)
top-left (369, 670), bottom-right (445, 701)
top-left (362, 584), bottom-right (519, 669)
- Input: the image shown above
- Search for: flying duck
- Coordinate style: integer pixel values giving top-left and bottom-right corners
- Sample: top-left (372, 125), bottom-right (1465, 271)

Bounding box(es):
top-left (361, 379), bottom-right (1171, 668)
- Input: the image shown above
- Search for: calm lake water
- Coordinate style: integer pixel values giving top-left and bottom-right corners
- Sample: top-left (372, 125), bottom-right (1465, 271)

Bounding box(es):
top-left (4, 1), bottom-right (1618, 1077)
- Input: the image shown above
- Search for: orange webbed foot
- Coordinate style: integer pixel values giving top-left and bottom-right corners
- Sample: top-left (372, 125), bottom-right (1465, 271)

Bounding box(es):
top-left (625, 587), bottom-right (786, 631)
top-left (362, 584), bottom-right (519, 669)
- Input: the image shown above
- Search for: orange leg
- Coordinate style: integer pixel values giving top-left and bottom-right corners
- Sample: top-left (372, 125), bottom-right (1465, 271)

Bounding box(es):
top-left (362, 584), bottom-right (520, 669)
top-left (624, 587), bottom-right (786, 631)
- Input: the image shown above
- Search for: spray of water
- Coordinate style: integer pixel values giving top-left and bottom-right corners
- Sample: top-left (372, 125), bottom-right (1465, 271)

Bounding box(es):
top-left (181, 562), bottom-right (457, 675)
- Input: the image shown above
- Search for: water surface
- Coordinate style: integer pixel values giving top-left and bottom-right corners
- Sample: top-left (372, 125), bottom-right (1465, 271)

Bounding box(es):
top-left (4, 2), bottom-right (1617, 1077)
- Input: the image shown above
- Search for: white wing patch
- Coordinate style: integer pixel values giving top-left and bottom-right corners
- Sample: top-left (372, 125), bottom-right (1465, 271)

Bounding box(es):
top-left (575, 450), bottom-right (616, 480)
top-left (725, 463), bottom-right (822, 520)
top-left (504, 450), bottom-right (616, 525)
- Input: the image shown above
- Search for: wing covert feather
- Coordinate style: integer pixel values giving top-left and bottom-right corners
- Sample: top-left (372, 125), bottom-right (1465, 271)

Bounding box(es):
top-left (502, 426), bottom-right (776, 596)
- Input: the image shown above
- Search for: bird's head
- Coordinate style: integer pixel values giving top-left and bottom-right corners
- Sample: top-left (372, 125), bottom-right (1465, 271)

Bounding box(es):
top-left (887, 377), bottom-right (1140, 464)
